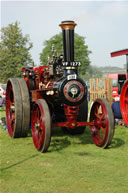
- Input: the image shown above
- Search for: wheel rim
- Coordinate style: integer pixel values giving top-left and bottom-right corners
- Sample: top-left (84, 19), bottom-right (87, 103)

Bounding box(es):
top-left (6, 82), bottom-right (15, 137)
top-left (17, 78), bottom-right (30, 136)
top-left (120, 80), bottom-right (128, 126)
top-left (90, 99), bottom-right (109, 147)
top-left (32, 100), bottom-right (51, 152)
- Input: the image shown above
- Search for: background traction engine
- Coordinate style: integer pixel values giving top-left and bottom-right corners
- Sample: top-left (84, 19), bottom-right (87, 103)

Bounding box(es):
top-left (111, 49), bottom-right (128, 126)
top-left (6, 21), bottom-right (115, 153)
top-left (120, 79), bottom-right (128, 126)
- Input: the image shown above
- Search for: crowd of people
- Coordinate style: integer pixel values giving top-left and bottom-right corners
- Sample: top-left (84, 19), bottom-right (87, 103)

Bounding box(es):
top-left (111, 100), bottom-right (126, 126)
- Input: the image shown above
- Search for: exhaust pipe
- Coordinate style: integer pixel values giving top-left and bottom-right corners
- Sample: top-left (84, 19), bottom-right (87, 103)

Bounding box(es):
top-left (59, 21), bottom-right (77, 62)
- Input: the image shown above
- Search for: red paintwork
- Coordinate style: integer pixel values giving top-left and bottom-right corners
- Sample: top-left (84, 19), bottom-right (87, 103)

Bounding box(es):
top-left (22, 66), bottom-right (57, 91)
top-left (120, 80), bottom-right (128, 126)
top-left (64, 105), bottom-right (79, 128)
top-left (111, 49), bottom-right (128, 57)
top-left (52, 121), bottom-right (96, 128)
top-left (52, 105), bottom-right (99, 128)
top-left (31, 90), bottom-right (42, 102)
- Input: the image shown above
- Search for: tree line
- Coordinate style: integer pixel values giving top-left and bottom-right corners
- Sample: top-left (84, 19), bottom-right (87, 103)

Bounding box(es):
top-left (0, 21), bottom-right (102, 82)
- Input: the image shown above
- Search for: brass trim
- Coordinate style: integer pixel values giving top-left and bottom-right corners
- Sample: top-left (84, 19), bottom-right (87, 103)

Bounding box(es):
top-left (59, 21), bottom-right (77, 30)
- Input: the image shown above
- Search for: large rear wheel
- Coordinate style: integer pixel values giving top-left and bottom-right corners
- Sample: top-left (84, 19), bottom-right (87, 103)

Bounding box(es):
top-left (90, 98), bottom-right (114, 148)
top-left (6, 78), bottom-right (23, 137)
top-left (120, 80), bottom-right (128, 126)
top-left (31, 99), bottom-right (51, 153)
top-left (6, 78), bottom-right (30, 138)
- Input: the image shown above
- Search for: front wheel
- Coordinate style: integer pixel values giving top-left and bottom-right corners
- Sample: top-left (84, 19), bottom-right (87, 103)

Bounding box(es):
top-left (6, 78), bottom-right (22, 138)
top-left (31, 99), bottom-right (51, 153)
top-left (6, 78), bottom-right (30, 138)
top-left (90, 98), bottom-right (114, 148)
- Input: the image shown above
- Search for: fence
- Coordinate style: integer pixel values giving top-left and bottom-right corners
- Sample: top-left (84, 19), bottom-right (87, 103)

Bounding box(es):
top-left (89, 78), bottom-right (113, 105)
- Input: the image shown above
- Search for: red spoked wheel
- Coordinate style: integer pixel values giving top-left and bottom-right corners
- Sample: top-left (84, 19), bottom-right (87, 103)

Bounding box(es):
top-left (6, 78), bottom-right (22, 137)
top-left (120, 80), bottom-right (128, 126)
top-left (32, 99), bottom-right (51, 153)
top-left (90, 98), bottom-right (114, 148)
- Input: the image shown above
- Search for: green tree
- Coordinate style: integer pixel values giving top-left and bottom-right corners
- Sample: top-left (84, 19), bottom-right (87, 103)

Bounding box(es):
top-left (0, 21), bottom-right (33, 82)
top-left (40, 33), bottom-right (91, 75)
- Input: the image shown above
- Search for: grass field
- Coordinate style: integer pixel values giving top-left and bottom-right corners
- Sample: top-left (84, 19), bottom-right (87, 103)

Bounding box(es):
top-left (0, 107), bottom-right (128, 193)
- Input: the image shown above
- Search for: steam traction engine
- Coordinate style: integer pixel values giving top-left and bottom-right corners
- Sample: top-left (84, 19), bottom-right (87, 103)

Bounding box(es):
top-left (121, 78), bottom-right (128, 126)
top-left (6, 21), bottom-right (115, 153)
top-left (111, 49), bottom-right (128, 126)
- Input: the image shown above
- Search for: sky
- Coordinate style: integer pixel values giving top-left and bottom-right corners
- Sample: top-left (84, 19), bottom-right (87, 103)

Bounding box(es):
top-left (1, 0), bottom-right (128, 68)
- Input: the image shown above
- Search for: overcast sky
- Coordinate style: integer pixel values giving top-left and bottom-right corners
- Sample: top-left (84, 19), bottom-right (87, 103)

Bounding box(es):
top-left (1, 0), bottom-right (128, 68)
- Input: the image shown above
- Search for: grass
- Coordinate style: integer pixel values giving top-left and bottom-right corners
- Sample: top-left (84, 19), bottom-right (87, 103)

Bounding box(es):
top-left (0, 107), bottom-right (128, 193)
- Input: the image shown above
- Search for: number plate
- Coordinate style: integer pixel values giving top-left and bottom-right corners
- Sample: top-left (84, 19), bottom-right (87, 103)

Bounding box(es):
top-left (67, 74), bottom-right (77, 80)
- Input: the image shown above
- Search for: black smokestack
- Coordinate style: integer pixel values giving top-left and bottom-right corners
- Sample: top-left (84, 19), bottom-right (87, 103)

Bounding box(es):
top-left (59, 21), bottom-right (77, 62)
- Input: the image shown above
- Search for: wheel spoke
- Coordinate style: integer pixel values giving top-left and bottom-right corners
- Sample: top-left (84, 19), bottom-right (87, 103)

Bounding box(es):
top-left (100, 126), bottom-right (106, 139)
top-left (95, 112), bottom-right (100, 119)
top-left (11, 115), bottom-right (15, 123)
top-left (101, 126), bottom-right (106, 133)
top-left (38, 130), bottom-right (43, 146)
top-left (95, 105), bottom-right (100, 118)
top-left (95, 111), bottom-right (104, 121)
top-left (99, 113), bottom-right (104, 121)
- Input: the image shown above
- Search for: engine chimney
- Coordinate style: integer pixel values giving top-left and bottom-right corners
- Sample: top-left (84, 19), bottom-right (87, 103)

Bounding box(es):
top-left (59, 21), bottom-right (77, 62)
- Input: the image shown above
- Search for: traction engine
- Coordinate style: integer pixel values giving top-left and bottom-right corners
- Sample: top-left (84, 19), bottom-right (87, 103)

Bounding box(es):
top-left (111, 49), bottom-right (128, 126)
top-left (6, 21), bottom-right (115, 152)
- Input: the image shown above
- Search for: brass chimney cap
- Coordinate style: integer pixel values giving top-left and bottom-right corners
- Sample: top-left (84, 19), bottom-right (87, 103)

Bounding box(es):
top-left (59, 21), bottom-right (77, 30)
